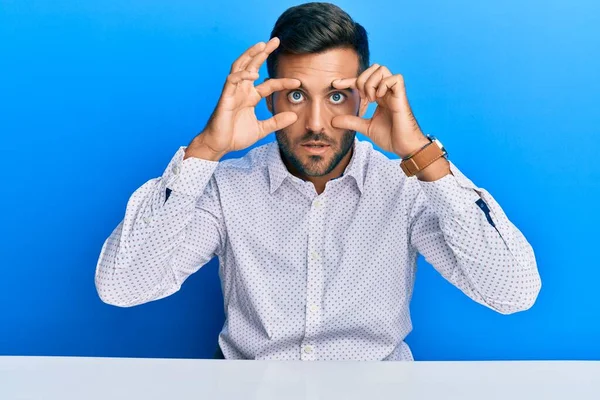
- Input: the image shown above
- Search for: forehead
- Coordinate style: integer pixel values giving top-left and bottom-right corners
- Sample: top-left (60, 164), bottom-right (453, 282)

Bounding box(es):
top-left (276, 47), bottom-right (359, 91)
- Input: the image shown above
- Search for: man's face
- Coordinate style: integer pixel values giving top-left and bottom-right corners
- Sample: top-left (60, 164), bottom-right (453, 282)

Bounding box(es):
top-left (268, 48), bottom-right (366, 178)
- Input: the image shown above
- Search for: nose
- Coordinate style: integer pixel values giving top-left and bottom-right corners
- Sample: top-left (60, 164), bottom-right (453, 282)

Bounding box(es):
top-left (305, 99), bottom-right (326, 133)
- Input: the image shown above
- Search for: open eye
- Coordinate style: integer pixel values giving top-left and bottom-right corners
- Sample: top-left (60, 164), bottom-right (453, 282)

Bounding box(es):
top-left (329, 92), bottom-right (346, 105)
top-left (287, 91), bottom-right (305, 104)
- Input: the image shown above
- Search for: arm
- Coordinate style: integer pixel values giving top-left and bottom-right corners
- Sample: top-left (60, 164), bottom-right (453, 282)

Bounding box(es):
top-left (408, 161), bottom-right (541, 315)
top-left (95, 37), bottom-right (301, 307)
top-left (328, 61), bottom-right (540, 314)
top-left (94, 146), bottom-right (225, 307)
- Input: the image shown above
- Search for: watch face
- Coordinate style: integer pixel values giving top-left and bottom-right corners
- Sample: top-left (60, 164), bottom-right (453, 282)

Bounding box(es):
top-left (427, 135), bottom-right (447, 155)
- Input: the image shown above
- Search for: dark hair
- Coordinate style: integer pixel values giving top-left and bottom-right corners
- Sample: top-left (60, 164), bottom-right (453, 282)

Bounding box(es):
top-left (267, 2), bottom-right (370, 78)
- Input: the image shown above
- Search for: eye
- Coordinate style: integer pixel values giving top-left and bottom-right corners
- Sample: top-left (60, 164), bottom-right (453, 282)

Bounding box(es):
top-left (287, 91), bottom-right (305, 104)
top-left (329, 92), bottom-right (346, 105)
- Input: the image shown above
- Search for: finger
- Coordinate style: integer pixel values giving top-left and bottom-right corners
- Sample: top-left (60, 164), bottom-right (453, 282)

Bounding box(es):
top-left (375, 80), bottom-right (389, 99)
top-left (246, 37), bottom-right (280, 73)
top-left (332, 63), bottom-right (383, 92)
top-left (368, 66), bottom-right (392, 99)
top-left (366, 66), bottom-right (394, 102)
top-left (255, 78), bottom-right (301, 99)
top-left (364, 67), bottom-right (384, 102)
top-left (356, 64), bottom-right (380, 100)
top-left (222, 70), bottom-right (260, 97)
top-left (332, 77), bottom-right (357, 90)
top-left (230, 41), bottom-right (267, 74)
top-left (258, 111), bottom-right (298, 137)
top-left (331, 114), bottom-right (371, 135)
top-left (377, 75), bottom-right (405, 99)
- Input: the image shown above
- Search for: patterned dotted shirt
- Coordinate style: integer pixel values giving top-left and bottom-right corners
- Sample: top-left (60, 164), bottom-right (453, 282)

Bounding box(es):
top-left (95, 138), bottom-right (541, 361)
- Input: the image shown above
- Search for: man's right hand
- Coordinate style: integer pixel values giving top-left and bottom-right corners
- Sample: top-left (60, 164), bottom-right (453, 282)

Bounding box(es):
top-left (184, 37), bottom-right (301, 161)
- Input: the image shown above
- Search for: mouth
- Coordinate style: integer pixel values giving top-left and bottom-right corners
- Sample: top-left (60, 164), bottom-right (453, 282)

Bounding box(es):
top-left (301, 143), bottom-right (331, 155)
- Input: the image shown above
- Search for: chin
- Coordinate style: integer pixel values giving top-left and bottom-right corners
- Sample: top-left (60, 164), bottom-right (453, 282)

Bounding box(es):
top-left (299, 156), bottom-right (334, 177)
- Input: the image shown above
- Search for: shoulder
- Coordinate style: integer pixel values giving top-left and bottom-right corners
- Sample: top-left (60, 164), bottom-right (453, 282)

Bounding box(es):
top-left (212, 142), bottom-right (271, 181)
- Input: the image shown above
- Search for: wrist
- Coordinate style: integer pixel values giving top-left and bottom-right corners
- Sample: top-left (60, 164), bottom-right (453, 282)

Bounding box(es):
top-left (399, 133), bottom-right (450, 180)
top-left (184, 135), bottom-right (227, 161)
top-left (397, 135), bottom-right (430, 159)
top-left (416, 157), bottom-right (451, 181)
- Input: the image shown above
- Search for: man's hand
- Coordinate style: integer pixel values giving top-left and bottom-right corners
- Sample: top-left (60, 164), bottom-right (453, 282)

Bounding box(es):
top-left (330, 64), bottom-right (431, 159)
top-left (185, 37), bottom-right (301, 161)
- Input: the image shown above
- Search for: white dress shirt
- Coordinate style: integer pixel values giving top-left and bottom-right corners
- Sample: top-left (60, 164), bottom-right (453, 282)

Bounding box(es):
top-left (95, 137), bottom-right (541, 361)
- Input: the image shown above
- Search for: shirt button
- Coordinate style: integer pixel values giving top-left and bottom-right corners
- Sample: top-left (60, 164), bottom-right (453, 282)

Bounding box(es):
top-left (310, 251), bottom-right (320, 261)
top-left (143, 216), bottom-right (150, 224)
top-left (303, 345), bottom-right (314, 354)
top-left (314, 200), bottom-right (322, 209)
top-left (173, 165), bottom-right (180, 175)
top-left (309, 304), bottom-right (318, 313)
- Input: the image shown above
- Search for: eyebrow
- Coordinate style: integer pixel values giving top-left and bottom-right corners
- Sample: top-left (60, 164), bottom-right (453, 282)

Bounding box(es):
top-left (296, 81), bottom-right (354, 94)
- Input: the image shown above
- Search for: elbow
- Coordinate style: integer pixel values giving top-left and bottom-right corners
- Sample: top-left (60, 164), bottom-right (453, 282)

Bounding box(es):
top-left (95, 274), bottom-right (139, 308)
top-left (492, 248), bottom-right (542, 315)
top-left (97, 292), bottom-right (137, 308)
top-left (492, 275), bottom-right (542, 315)
top-left (494, 294), bottom-right (538, 315)
top-left (519, 277), bottom-right (542, 312)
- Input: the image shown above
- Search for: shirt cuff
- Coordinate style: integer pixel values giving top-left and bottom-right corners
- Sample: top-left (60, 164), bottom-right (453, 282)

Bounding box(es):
top-left (416, 160), bottom-right (482, 218)
top-left (162, 146), bottom-right (220, 198)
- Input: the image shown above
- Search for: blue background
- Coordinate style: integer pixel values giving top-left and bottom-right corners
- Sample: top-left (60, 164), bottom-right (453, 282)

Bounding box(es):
top-left (1, 0), bottom-right (599, 360)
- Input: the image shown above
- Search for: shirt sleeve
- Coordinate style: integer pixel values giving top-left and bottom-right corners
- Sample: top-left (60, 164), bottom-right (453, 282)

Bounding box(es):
top-left (94, 146), bottom-right (226, 307)
top-left (408, 160), bottom-right (542, 314)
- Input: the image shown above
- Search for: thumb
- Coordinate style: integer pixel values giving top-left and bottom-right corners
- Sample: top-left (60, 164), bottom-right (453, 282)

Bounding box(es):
top-left (332, 115), bottom-right (371, 135)
top-left (258, 112), bottom-right (298, 138)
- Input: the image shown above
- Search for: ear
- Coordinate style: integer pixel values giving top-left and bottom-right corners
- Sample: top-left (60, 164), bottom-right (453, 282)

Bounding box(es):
top-left (358, 96), bottom-right (369, 118)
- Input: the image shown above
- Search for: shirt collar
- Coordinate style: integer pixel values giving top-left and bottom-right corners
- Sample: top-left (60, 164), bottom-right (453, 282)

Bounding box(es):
top-left (267, 137), bottom-right (366, 195)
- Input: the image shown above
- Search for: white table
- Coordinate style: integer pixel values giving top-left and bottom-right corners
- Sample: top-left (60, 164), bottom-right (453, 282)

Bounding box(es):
top-left (1, 356), bottom-right (598, 399)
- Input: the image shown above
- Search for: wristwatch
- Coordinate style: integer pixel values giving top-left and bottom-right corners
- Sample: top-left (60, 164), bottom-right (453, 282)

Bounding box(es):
top-left (400, 134), bottom-right (448, 177)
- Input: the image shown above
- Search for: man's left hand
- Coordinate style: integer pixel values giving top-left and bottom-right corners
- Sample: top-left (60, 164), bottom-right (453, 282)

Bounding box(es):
top-left (331, 64), bottom-right (430, 159)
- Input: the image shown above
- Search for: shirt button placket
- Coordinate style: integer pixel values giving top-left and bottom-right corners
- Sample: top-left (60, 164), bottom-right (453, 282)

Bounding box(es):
top-left (302, 196), bottom-right (326, 360)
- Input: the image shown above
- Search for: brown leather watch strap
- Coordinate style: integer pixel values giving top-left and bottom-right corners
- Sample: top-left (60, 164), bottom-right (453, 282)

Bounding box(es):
top-left (400, 141), bottom-right (446, 177)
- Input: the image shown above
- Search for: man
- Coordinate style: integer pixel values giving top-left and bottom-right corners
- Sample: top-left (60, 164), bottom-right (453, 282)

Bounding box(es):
top-left (95, 2), bottom-right (541, 361)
